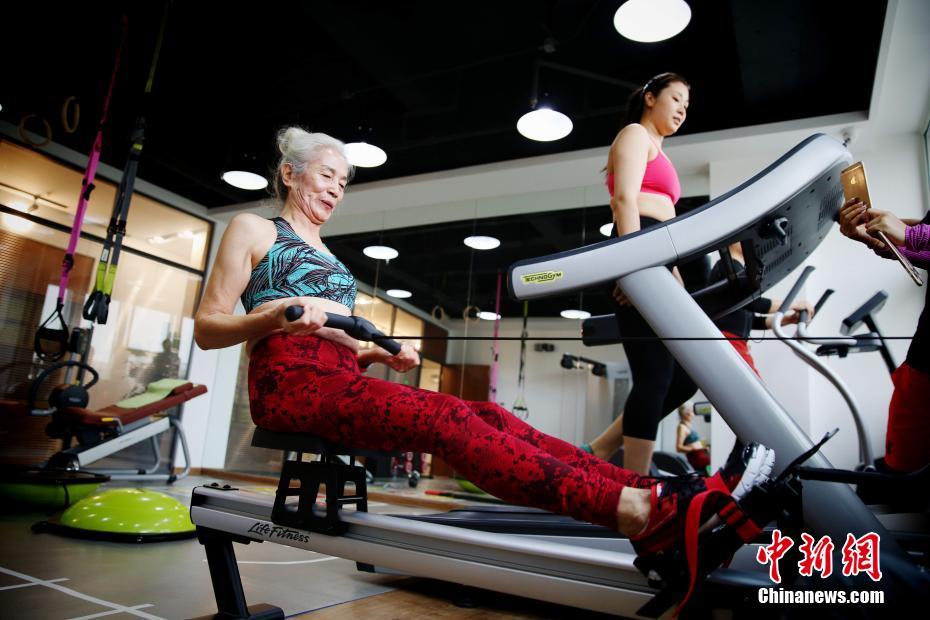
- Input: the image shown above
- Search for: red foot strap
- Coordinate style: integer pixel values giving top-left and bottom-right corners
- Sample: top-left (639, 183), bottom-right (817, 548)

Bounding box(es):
top-left (719, 500), bottom-right (763, 542)
top-left (676, 491), bottom-right (760, 617)
top-left (705, 472), bottom-right (729, 494)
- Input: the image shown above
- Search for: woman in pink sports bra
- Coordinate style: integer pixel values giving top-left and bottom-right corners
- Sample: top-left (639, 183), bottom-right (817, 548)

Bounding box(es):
top-left (579, 73), bottom-right (698, 475)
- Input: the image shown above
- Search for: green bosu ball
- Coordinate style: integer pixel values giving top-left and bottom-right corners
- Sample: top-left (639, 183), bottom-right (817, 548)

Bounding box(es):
top-left (0, 469), bottom-right (108, 510)
top-left (35, 488), bottom-right (196, 542)
top-left (456, 478), bottom-right (485, 495)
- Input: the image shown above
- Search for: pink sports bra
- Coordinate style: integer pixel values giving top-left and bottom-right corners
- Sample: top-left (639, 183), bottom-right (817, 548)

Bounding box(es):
top-left (605, 141), bottom-right (681, 204)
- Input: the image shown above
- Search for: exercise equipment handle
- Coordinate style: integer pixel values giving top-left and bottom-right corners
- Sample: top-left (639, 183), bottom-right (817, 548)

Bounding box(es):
top-left (284, 306), bottom-right (402, 355)
top-left (777, 265), bottom-right (815, 315)
top-left (812, 288), bottom-right (833, 315)
top-left (26, 360), bottom-right (100, 416)
top-left (801, 288), bottom-right (834, 325)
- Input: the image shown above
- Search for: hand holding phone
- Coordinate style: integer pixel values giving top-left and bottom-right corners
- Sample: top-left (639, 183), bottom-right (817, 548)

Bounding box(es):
top-left (840, 162), bottom-right (923, 286)
top-left (864, 209), bottom-right (908, 246)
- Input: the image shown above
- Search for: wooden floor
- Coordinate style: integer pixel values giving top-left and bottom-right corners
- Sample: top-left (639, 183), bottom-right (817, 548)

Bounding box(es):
top-left (296, 578), bottom-right (619, 619)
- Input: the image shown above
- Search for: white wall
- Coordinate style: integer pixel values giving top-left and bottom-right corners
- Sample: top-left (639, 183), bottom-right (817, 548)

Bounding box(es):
top-left (444, 317), bottom-right (627, 443)
top-left (173, 219), bottom-right (246, 470)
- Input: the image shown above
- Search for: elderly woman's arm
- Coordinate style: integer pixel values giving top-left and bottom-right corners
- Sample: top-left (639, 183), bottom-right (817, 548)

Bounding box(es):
top-left (193, 215), bottom-right (326, 350)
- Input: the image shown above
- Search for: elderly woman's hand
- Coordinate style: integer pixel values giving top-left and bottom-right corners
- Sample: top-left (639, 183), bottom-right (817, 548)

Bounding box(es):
top-left (865, 209), bottom-right (907, 246)
top-left (278, 297), bottom-right (328, 335)
top-left (384, 343), bottom-right (420, 373)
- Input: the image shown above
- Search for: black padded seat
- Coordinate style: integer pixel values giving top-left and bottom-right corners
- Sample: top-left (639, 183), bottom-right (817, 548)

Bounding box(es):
top-left (251, 427), bottom-right (401, 458)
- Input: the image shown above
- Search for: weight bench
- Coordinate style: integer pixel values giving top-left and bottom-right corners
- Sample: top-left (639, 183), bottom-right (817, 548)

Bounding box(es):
top-left (2, 379), bottom-right (206, 482)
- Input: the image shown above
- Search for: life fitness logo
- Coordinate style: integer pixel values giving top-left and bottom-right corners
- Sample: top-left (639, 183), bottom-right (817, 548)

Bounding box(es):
top-left (248, 521), bottom-right (310, 544)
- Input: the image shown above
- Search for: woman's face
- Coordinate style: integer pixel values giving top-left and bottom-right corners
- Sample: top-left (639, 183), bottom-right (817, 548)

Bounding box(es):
top-left (285, 147), bottom-right (349, 225)
top-left (644, 81), bottom-right (689, 136)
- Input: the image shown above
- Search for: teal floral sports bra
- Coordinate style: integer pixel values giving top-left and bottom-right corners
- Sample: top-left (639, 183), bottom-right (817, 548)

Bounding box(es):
top-left (240, 218), bottom-right (356, 313)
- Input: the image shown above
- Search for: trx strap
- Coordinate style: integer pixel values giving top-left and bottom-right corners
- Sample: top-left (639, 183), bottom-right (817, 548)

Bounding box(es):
top-left (512, 301), bottom-right (529, 419)
top-left (34, 17), bottom-right (128, 360)
top-left (84, 4), bottom-right (169, 325)
top-left (488, 270), bottom-right (502, 403)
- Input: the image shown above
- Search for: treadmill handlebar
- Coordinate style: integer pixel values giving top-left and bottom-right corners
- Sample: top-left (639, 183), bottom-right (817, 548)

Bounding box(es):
top-left (777, 265), bottom-right (815, 315)
top-left (284, 306), bottom-right (402, 355)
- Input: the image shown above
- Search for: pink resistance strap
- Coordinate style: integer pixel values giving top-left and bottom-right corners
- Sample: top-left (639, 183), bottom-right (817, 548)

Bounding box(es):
top-left (58, 16), bottom-right (128, 302)
top-left (488, 270), bottom-right (503, 403)
top-left (35, 16), bottom-right (127, 360)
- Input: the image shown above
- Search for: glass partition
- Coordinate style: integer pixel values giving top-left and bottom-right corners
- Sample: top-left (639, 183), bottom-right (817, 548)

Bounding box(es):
top-left (0, 143), bottom-right (208, 466)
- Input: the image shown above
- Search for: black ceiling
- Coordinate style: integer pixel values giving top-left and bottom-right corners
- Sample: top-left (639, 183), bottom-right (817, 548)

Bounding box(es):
top-left (3, 1), bottom-right (885, 209)
top-left (3, 1), bottom-right (888, 319)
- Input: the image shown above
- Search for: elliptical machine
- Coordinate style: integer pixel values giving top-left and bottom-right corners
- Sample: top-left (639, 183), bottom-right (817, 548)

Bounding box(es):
top-left (769, 267), bottom-right (929, 561)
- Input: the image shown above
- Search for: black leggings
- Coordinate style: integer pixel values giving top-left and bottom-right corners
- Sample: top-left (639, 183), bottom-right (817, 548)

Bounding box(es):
top-left (616, 307), bottom-right (697, 439)
top-left (612, 216), bottom-right (697, 440)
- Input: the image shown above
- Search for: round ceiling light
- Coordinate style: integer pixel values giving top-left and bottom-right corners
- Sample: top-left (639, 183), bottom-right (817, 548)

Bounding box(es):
top-left (386, 289), bottom-right (412, 299)
top-left (363, 245), bottom-right (399, 260)
top-left (221, 170), bottom-right (268, 190)
top-left (464, 235), bottom-right (501, 250)
top-left (345, 142), bottom-right (387, 168)
top-left (2, 213), bottom-right (35, 234)
top-left (613, 0), bottom-right (692, 43)
top-left (477, 311), bottom-right (501, 321)
top-left (516, 108), bottom-right (573, 142)
top-left (560, 309), bottom-right (591, 320)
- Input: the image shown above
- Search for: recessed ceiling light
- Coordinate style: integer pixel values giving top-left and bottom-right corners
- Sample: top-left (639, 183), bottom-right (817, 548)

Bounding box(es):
top-left (464, 235), bottom-right (501, 250)
top-left (345, 142), bottom-right (387, 168)
top-left (386, 289), bottom-right (412, 299)
top-left (363, 245), bottom-right (399, 260)
top-left (477, 311), bottom-right (501, 321)
top-left (600, 223), bottom-right (614, 237)
top-left (516, 108), bottom-right (573, 142)
top-left (613, 0), bottom-right (692, 43)
top-left (560, 309), bottom-right (591, 320)
top-left (221, 170), bottom-right (268, 190)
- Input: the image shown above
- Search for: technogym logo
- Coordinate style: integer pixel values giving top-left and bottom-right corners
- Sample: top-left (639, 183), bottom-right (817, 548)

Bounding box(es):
top-left (521, 270), bottom-right (564, 284)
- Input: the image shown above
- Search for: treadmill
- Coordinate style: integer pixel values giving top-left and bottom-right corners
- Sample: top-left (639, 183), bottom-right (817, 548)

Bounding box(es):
top-left (190, 134), bottom-right (930, 618)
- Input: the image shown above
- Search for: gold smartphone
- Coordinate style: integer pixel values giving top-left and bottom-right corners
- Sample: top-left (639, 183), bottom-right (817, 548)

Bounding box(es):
top-left (840, 162), bottom-right (924, 286)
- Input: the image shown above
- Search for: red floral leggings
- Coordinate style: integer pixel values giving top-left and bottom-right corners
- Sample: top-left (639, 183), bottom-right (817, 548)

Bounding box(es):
top-left (248, 334), bottom-right (645, 530)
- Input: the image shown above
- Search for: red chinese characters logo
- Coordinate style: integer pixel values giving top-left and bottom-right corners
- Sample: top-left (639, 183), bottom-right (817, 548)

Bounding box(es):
top-left (798, 533), bottom-right (834, 578)
top-left (757, 531), bottom-right (882, 582)
top-left (841, 533), bottom-right (882, 582)
top-left (756, 529), bottom-right (795, 583)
